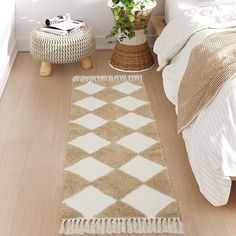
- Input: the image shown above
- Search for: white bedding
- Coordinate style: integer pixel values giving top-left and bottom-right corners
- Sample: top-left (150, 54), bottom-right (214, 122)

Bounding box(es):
top-left (154, 4), bottom-right (236, 206)
top-left (165, 0), bottom-right (198, 23)
top-left (165, 0), bottom-right (236, 23)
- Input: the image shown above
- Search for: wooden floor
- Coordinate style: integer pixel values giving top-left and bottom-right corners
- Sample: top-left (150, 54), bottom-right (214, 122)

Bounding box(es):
top-left (0, 51), bottom-right (236, 236)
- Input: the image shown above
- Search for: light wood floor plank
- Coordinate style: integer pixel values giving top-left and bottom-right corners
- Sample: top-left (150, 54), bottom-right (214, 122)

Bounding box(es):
top-left (0, 51), bottom-right (235, 236)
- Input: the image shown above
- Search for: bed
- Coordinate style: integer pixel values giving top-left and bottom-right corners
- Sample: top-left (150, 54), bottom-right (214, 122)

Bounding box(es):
top-left (153, 1), bottom-right (236, 206)
top-left (165, 0), bottom-right (198, 23)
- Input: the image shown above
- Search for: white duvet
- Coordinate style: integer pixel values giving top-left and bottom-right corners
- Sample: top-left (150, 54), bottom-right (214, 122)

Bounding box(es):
top-left (154, 4), bottom-right (236, 206)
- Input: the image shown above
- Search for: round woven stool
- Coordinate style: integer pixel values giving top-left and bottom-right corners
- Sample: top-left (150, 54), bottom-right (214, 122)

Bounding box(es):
top-left (30, 24), bottom-right (95, 76)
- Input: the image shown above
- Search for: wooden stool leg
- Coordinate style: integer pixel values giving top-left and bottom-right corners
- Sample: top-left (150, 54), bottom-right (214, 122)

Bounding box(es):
top-left (40, 61), bottom-right (52, 77)
top-left (80, 56), bottom-right (93, 70)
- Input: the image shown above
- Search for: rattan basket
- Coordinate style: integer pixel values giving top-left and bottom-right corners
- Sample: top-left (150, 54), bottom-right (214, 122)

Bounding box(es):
top-left (110, 40), bottom-right (154, 72)
top-left (108, 6), bottom-right (155, 72)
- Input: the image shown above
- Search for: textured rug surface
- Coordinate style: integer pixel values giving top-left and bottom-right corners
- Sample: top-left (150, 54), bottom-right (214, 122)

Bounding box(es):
top-left (60, 75), bottom-right (184, 235)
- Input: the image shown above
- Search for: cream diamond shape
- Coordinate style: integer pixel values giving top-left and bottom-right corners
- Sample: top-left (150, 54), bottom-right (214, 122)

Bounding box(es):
top-left (112, 82), bottom-right (142, 95)
top-left (117, 132), bottom-right (157, 153)
top-left (113, 96), bottom-right (147, 111)
top-left (121, 185), bottom-right (175, 217)
top-left (68, 133), bottom-right (111, 154)
top-left (74, 97), bottom-right (106, 111)
top-left (120, 156), bottom-right (165, 181)
top-left (115, 112), bottom-right (153, 130)
top-left (65, 157), bottom-right (113, 181)
top-left (75, 81), bottom-right (105, 95)
top-left (70, 114), bottom-right (108, 130)
top-left (63, 186), bottom-right (116, 218)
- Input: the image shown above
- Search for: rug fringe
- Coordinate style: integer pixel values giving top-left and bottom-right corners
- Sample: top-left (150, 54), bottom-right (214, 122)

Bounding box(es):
top-left (72, 75), bottom-right (143, 82)
top-left (59, 217), bottom-right (184, 235)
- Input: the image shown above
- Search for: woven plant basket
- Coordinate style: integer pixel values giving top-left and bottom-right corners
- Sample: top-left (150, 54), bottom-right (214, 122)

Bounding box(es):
top-left (110, 40), bottom-right (154, 72)
top-left (109, 10), bottom-right (154, 72)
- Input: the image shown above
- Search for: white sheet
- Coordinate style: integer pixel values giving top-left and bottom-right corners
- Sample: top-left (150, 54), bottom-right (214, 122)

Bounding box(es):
top-left (165, 0), bottom-right (199, 23)
top-left (165, 0), bottom-right (236, 23)
top-left (154, 4), bottom-right (236, 206)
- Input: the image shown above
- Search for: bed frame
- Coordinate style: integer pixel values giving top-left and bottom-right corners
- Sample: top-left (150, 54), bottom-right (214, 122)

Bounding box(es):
top-left (151, 15), bottom-right (236, 182)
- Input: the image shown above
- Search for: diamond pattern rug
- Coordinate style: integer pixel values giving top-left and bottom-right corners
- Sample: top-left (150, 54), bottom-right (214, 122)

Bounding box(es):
top-left (60, 75), bottom-right (184, 235)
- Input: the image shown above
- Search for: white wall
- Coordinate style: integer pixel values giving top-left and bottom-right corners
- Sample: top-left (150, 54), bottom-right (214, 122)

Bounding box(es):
top-left (15, 0), bottom-right (165, 51)
top-left (0, 0), bottom-right (17, 97)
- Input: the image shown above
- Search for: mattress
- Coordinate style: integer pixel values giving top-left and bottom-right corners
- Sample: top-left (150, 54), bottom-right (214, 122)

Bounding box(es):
top-left (165, 0), bottom-right (199, 23)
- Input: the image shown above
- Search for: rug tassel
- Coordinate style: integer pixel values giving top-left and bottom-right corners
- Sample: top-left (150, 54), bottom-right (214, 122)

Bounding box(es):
top-left (74, 219), bottom-right (79, 234)
top-left (142, 219), bottom-right (147, 233)
top-left (105, 219), bottom-right (112, 234)
top-left (127, 219), bottom-right (132, 234)
top-left (116, 219), bottom-right (121, 234)
top-left (79, 219), bottom-right (84, 234)
top-left (60, 217), bottom-right (184, 235)
top-left (73, 75), bottom-right (143, 82)
top-left (111, 219), bottom-right (117, 234)
top-left (152, 219), bottom-right (157, 233)
top-left (90, 219), bottom-right (96, 234)
top-left (157, 218), bottom-right (163, 233)
top-left (59, 219), bottom-right (66, 234)
top-left (95, 219), bottom-right (100, 234)
top-left (137, 218), bottom-right (142, 233)
top-left (132, 218), bottom-right (138, 233)
top-left (121, 219), bottom-right (126, 233)
top-left (84, 220), bottom-right (90, 234)
top-left (147, 219), bottom-right (152, 233)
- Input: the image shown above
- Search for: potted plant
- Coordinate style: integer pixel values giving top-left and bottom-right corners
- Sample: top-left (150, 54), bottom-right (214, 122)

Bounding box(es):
top-left (107, 0), bottom-right (156, 42)
top-left (107, 0), bottom-right (157, 72)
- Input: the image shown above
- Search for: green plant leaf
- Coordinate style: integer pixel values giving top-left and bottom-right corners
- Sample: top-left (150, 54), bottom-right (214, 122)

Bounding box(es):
top-left (128, 14), bottom-right (135, 22)
top-left (107, 0), bottom-right (155, 42)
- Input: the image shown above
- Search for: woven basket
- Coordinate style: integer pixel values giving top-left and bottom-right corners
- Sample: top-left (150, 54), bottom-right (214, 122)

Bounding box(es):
top-left (109, 9), bottom-right (154, 72)
top-left (110, 40), bottom-right (154, 72)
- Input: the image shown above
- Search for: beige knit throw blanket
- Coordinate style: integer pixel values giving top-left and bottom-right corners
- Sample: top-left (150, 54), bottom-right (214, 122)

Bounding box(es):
top-left (178, 30), bottom-right (236, 132)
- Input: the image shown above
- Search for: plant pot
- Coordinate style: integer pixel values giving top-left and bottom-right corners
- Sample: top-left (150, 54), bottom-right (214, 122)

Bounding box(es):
top-left (110, 11), bottom-right (154, 72)
top-left (107, 0), bottom-right (156, 72)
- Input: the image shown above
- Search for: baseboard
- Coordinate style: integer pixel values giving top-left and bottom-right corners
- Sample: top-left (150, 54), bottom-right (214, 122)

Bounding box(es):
top-left (0, 39), bottom-right (17, 98)
top-left (17, 35), bottom-right (156, 52)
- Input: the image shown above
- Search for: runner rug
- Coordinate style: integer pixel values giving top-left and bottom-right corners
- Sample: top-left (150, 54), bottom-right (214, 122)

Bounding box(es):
top-left (60, 75), bottom-right (184, 235)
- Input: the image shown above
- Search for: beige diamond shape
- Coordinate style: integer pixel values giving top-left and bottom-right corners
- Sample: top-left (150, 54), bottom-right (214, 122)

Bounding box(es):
top-left (67, 123), bottom-right (89, 141)
top-left (93, 143), bottom-right (135, 168)
top-left (137, 122), bottom-right (160, 141)
top-left (96, 201), bottom-right (145, 218)
top-left (94, 87), bottom-right (126, 103)
top-left (65, 144), bottom-right (88, 167)
top-left (156, 201), bottom-right (179, 218)
top-left (70, 105), bottom-right (89, 121)
top-left (71, 89), bottom-right (88, 103)
top-left (60, 203), bottom-right (83, 219)
top-left (94, 122), bottom-right (133, 142)
top-left (140, 143), bottom-right (167, 167)
top-left (94, 103), bottom-right (128, 121)
top-left (63, 171), bottom-right (89, 200)
top-left (93, 169), bottom-right (142, 200)
top-left (135, 105), bottom-right (154, 119)
top-left (146, 169), bottom-right (175, 198)
top-left (131, 89), bottom-right (148, 102)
